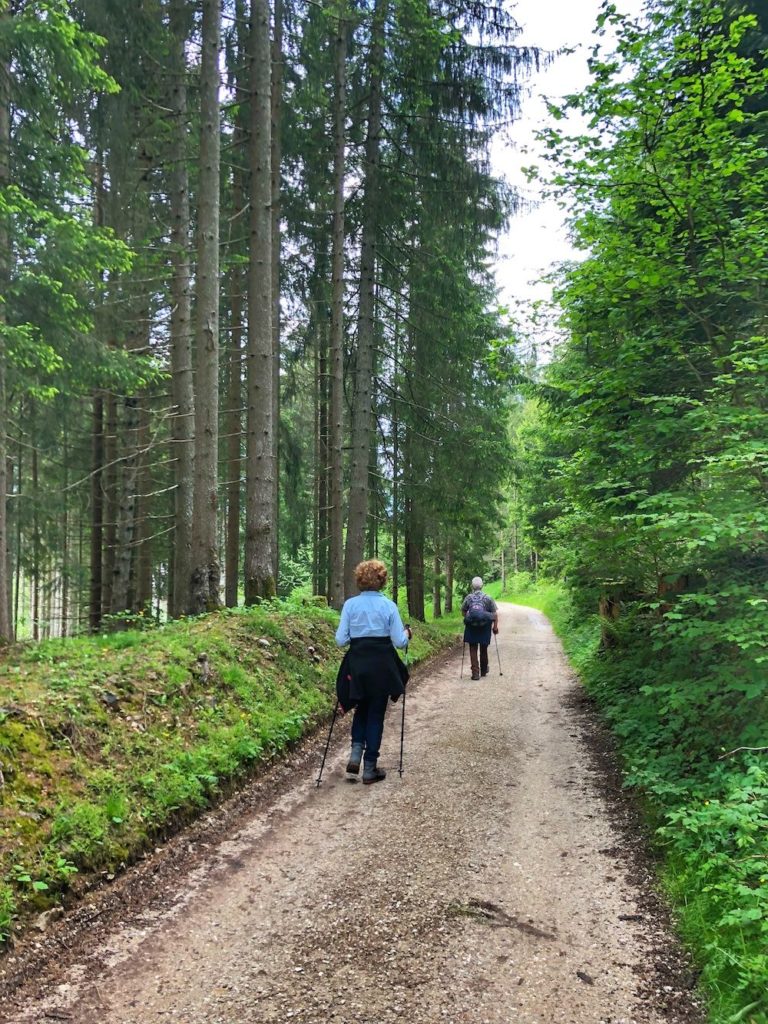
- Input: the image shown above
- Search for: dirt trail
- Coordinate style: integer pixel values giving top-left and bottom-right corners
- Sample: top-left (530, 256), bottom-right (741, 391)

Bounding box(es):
top-left (3, 604), bottom-right (701, 1024)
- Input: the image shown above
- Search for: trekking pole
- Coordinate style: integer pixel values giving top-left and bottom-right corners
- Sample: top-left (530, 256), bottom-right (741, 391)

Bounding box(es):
top-left (460, 641), bottom-right (466, 679)
top-left (399, 638), bottom-right (409, 778)
top-left (316, 699), bottom-right (340, 788)
top-left (494, 632), bottom-right (503, 676)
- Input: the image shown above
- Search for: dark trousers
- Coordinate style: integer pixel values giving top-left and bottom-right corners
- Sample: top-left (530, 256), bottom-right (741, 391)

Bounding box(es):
top-left (351, 692), bottom-right (390, 764)
top-left (469, 643), bottom-right (489, 677)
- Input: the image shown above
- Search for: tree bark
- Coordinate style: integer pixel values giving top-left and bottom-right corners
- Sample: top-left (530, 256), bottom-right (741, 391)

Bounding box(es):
top-left (89, 393), bottom-right (104, 630)
top-left (404, 484), bottom-right (425, 622)
top-left (13, 429), bottom-right (22, 637)
top-left (391, 409), bottom-right (399, 608)
top-left (0, 13), bottom-right (11, 643)
top-left (189, 0), bottom-right (222, 613)
top-left (444, 540), bottom-right (453, 614)
top-left (61, 429), bottom-right (69, 636)
top-left (225, 274), bottom-right (244, 607)
top-left (111, 393), bottom-right (139, 617)
top-left (270, 0), bottom-right (283, 585)
top-left (432, 550), bottom-right (441, 619)
top-left (225, 3), bottom-right (247, 608)
top-left (327, 8), bottom-right (348, 610)
top-left (313, 285), bottom-right (329, 599)
top-left (343, 0), bottom-right (388, 597)
top-left (244, 0), bottom-right (275, 603)
top-left (135, 400), bottom-right (153, 611)
top-left (168, 0), bottom-right (195, 618)
top-left (102, 390), bottom-right (118, 616)
top-left (32, 437), bottom-right (39, 641)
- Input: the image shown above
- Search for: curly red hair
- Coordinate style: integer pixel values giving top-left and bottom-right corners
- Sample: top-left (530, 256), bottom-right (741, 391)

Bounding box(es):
top-left (355, 559), bottom-right (388, 592)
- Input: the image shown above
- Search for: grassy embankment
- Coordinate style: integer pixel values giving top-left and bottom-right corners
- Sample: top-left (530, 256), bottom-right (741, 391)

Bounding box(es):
top-left (0, 600), bottom-right (454, 948)
top-left (497, 574), bottom-right (768, 1024)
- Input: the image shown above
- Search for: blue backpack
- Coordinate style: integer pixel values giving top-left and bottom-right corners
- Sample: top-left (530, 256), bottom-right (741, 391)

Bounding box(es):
top-left (464, 592), bottom-right (494, 628)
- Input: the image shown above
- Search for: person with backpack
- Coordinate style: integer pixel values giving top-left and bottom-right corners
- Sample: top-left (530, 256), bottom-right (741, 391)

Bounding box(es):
top-left (461, 576), bottom-right (498, 680)
top-left (335, 559), bottom-right (412, 785)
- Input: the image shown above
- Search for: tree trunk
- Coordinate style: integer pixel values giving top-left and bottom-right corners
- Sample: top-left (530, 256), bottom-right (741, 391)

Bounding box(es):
top-left (244, 0), bottom-right (275, 603)
top-left (32, 438), bottom-right (39, 641)
top-left (444, 540), bottom-right (453, 613)
top-left (327, 8), bottom-right (348, 610)
top-left (0, 17), bottom-right (10, 643)
top-left (102, 390), bottom-right (118, 616)
top-left (168, 0), bottom-right (195, 618)
top-left (225, 274), bottom-right (243, 607)
top-left (13, 430), bottom-right (22, 637)
top-left (343, 0), bottom-right (387, 597)
top-left (4, 453), bottom-right (11, 638)
top-left (111, 393), bottom-right (139, 616)
top-left (404, 491), bottom-right (425, 622)
top-left (189, 0), bottom-right (222, 613)
top-left (89, 393), bottom-right (104, 630)
top-left (135, 400), bottom-right (153, 611)
top-left (61, 430), bottom-right (69, 636)
top-left (312, 289), bottom-right (329, 599)
top-left (391, 425), bottom-right (399, 605)
top-left (225, 7), bottom-right (247, 608)
top-left (391, 315), bottom-right (400, 607)
top-left (432, 550), bottom-right (441, 619)
top-left (270, 0), bottom-right (283, 585)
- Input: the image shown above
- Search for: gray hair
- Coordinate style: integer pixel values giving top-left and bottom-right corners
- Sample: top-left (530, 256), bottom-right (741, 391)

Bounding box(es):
top-left (471, 576), bottom-right (483, 590)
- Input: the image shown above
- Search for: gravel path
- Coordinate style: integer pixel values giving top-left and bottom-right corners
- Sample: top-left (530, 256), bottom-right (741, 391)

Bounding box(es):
top-left (3, 604), bottom-right (702, 1024)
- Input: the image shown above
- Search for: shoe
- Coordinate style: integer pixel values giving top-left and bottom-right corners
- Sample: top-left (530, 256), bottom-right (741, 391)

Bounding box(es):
top-left (471, 672), bottom-right (480, 681)
top-left (362, 764), bottom-right (387, 785)
top-left (481, 669), bottom-right (489, 677)
top-left (347, 742), bottom-right (363, 775)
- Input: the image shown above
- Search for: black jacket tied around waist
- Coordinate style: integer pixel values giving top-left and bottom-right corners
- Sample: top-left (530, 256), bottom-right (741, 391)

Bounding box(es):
top-left (335, 636), bottom-right (409, 711)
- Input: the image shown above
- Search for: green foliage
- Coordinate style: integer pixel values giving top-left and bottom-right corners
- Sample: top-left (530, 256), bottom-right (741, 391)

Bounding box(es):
top-left (2, 0), bottom-right (160, 402)
top-left (510, 2), bottom-right (768, 1018)
top-left (0, 885), bottom-right (16, 944)
top-left (513, 577), bottom-right (768, 1021)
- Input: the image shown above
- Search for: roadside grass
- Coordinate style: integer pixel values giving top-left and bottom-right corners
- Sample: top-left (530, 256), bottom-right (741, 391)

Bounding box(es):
top-left (0, 601), bottom-right (452, 948)
top-left (503, 576), bottom-right (768, 1024)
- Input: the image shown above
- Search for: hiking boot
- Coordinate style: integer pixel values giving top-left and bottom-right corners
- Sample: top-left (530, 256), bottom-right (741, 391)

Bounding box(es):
top-left (481, 669), bottom-right (489, 677)
top-left (471, 672), bottom-right (480, 681)
top-left (362, 763), bottom-right (387, 785)
top-left (346, 742), bottom-right (363, 775)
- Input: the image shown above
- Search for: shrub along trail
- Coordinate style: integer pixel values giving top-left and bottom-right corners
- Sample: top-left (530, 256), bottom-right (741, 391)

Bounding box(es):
top-left (3, 604), bottom-right (702, 1024)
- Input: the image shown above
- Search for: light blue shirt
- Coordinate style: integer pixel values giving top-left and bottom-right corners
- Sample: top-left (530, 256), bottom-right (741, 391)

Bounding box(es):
top-left (335, 591), bottom-right (409, 649)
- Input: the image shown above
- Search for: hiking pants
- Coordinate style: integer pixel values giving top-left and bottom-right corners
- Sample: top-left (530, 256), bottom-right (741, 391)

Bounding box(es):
top-left (469, 643), bottom-right (489, 677)
top-left (351, 692), bottom-right (390, 764)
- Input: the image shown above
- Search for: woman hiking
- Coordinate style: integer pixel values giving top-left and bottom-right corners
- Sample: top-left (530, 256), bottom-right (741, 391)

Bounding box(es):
top-left (335, 560), bottom-right (412, 785)
top-left (461, 576), bottom-right (499, 680)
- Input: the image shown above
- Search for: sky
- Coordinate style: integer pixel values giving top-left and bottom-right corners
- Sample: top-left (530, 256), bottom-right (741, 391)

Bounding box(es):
top-left (492, 0), bottom-right (646, 311)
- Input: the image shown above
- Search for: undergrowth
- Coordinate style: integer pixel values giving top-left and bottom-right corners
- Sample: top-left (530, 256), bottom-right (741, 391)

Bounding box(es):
top-left (504, 576), bottom-right (768, 1024)
top-left (0, 600), bottom-right (452, 948)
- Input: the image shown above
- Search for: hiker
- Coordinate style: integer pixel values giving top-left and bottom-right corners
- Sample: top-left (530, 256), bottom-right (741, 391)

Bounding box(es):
top-left (335, 559), bottom-right (412, 785)
top-left (461, 576), bottom-right (498, 680)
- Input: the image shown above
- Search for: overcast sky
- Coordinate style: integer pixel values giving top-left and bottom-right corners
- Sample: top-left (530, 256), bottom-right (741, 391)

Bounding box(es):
top-left (492, 0), bottom-right (646, 310)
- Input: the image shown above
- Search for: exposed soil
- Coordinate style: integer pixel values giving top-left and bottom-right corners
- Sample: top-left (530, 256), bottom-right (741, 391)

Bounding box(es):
top-left (1, 604), bottom-right (704, 1024)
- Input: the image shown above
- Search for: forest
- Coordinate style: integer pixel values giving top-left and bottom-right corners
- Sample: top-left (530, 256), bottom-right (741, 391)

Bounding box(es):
top-left (1, 0), bottom-right (768, 1020)
top-left (0, 0), bottom-right (529, 641)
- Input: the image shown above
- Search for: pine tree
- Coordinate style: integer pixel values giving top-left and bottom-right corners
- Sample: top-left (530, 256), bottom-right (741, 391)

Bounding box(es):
top-left (244, 0), bottom-right (275, 602)
top-left (189, 0), bottom-right (223, 613)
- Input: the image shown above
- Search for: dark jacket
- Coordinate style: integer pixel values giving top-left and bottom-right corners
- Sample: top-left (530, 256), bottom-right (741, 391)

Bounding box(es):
top-left (335, 636), bottom-right (409, 712)
top-left (461, 591), bottom-right (497, 645)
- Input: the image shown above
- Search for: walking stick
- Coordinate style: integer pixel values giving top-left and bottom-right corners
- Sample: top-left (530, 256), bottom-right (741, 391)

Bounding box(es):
top-left (494, 632), bottom-right (503, 676)
top-left (315, 699), bottom-right (340, 788)
top-left (460, 641), bottom-right (466, 679)
top-left (399, 640), bottom-right (409, 778)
